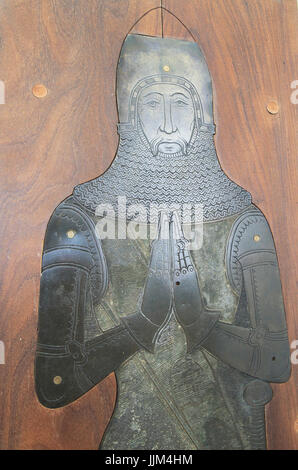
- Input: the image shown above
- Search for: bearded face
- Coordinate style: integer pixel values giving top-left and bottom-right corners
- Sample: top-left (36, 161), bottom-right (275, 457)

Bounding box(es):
top-left (74, 35), bottom-right (252, 222)
top-left (137, 83), bottom-right (196, 155)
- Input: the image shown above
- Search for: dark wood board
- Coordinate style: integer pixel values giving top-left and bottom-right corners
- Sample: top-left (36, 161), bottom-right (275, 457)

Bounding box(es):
top-left (0, 0), bottom-right (296, 449)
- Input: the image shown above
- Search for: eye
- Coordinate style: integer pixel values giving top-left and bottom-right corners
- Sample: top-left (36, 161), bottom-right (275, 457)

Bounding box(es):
top-left (174, 99), bottom-right (188, 107)
top-left (145, 100), bottom-right (160, 108)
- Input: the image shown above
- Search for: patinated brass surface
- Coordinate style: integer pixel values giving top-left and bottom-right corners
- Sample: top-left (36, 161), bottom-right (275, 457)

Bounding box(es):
top-left (35, 34), bottom-right (290, 450)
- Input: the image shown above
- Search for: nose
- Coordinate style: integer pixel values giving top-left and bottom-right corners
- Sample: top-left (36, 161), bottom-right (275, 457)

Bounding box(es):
top-left (159, 98), bottom-right (177, 134)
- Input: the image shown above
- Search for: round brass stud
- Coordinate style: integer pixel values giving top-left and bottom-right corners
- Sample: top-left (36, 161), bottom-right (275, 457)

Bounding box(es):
top-left (163, 65), bottom-right (170, 72)
top-left (32, 84), bottom-right (48, 98)
top-left (254, 235), bottom-right (261, 242)
top-left (67, 230), bottom-right (76, 239)
top-left (266, 101), bottom-right (279, 115)
top-left (53, 376), bottom-right (62, 385)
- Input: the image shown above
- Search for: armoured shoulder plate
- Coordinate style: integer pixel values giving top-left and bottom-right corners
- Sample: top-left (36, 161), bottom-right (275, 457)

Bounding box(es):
top-left (42, 196), bottom-right (108, 305)
top-left (226, 206), bottom-right (278, 294)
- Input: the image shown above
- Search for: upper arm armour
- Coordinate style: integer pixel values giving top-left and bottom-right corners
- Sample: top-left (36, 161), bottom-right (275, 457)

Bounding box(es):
top-left (226, 207), bottom-right (287, 330)
top-left (35, 197), bottom-right (110, 406)
top-left (38, 197), bottom-right (108, 344)
top-left (224, 207), bottom-right (290, 381)
top-left (202, 207), bottom-right (290, 383)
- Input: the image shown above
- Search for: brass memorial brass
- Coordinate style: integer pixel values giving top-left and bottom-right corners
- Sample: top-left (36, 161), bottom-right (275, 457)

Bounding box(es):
top-left (35, 27), bottom-right (290, 450)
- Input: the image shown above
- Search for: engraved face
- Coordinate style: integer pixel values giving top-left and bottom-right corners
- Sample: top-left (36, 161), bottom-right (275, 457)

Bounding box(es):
top-left (138, 83), bottom-right (195, 155)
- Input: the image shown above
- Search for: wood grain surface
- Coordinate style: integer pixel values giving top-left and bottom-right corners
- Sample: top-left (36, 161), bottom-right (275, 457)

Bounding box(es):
top-left (0, 0), bottom-right (296, 450)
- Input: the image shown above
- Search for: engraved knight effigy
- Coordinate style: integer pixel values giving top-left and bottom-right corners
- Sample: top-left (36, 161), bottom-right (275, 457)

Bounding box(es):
top-left (35, 26), bottom-right (291, 449)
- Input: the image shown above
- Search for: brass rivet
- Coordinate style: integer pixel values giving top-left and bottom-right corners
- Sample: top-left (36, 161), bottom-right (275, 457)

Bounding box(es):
top-left (266, 101), bottom-right (279, 115)
top-left (254, 235), bottom-right (261, 242)
top-left (163, 65), bottom-right (170, 72)
top-left (53, 376), bottom-right (62, 385)
top-left (32, 84), bottom-right (48, 98)
top-left (67, 230), bottom-right (76, 239)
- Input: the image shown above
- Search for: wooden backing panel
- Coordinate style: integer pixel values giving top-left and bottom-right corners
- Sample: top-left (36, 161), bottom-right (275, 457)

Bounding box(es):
top-left (0, 0), bottom-right (296, 450)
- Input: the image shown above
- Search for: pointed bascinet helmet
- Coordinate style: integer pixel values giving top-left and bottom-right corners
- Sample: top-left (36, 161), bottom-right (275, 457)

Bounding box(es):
top-left (117, 34), bottom-right (215, 134)
top-left (73, 28), bottom-right (251, 221)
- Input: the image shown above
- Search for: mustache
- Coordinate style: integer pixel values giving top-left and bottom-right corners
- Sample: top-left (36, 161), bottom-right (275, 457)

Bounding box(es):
top-left (149, 133), bottom-right (188, 155)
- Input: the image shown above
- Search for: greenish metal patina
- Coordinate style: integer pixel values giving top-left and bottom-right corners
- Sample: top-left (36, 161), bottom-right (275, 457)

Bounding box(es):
top-left (99, 216), bottom-right (245, 450)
